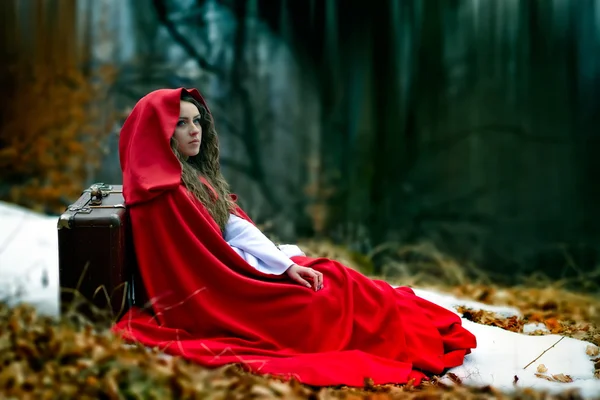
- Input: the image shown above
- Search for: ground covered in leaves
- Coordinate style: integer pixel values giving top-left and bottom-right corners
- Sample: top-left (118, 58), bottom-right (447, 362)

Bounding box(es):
top-left (1, 240), bottom-right (599, 399)
top-left (0, 283), bottom-right (597, 399)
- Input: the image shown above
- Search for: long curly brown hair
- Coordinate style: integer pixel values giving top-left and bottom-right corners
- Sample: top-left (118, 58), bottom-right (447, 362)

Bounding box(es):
top-left (170, 92), bottom-right (235, 232)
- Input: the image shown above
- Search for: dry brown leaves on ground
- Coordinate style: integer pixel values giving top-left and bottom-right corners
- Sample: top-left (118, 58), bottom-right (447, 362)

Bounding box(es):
top-left (1, 300), bottom-right (598, 400)
top-left (534, 373), bottom-right (574, 383)
top-left (456, 306), bottom-right (525, 333)
top-left (451, 284), bottom-right (600, 382)
top-left (450, 284), bottom-right (600, 348)
top-left (450, 284), bottom-right (600, 330)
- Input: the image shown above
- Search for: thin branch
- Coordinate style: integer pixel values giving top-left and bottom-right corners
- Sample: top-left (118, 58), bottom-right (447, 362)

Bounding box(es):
top-left (151, 0), bottom-right (223, 77)
top-left (523, 336), bottom-right (565, 370)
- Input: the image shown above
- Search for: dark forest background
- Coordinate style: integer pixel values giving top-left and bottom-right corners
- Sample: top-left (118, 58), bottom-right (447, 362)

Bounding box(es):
top-left (1, 0), bottom-right (599, 286)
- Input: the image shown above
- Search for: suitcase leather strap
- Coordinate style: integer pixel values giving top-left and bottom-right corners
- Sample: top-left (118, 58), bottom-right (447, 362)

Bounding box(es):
top-left (57, 183), bottom-right (126, 230)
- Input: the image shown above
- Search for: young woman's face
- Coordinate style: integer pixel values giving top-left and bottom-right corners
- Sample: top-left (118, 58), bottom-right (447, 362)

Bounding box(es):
top-left (173, 100), bottom-right (202, 158)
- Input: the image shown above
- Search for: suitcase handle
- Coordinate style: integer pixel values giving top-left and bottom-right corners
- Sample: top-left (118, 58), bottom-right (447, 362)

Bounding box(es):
top-left (90, 184), bottom-right (107, 205)
top-left (88, 183), bottom-right (123, 206)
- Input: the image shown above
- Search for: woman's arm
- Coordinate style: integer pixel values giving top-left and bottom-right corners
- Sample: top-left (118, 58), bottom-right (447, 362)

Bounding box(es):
top-left (224, 214), bottom-right (294, 275)
top-left (224, 214), bottom-right (324, 290)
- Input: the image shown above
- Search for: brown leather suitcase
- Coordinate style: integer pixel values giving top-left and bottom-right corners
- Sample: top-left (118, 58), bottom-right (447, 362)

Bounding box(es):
top-left (57, 183), bottom-right (147, 321)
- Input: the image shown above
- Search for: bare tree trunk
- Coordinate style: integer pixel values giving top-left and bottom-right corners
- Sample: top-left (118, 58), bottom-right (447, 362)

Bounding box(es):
top-left (230, 0), bottom-right (281, 211)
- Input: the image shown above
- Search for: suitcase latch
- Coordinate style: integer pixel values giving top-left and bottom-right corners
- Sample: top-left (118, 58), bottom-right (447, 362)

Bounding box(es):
top-left (67, 205), bottom-right (93, 214)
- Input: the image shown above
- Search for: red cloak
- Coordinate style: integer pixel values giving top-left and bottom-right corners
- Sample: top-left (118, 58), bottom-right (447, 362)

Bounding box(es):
top-left (113, 88), bottom-right (477, 387)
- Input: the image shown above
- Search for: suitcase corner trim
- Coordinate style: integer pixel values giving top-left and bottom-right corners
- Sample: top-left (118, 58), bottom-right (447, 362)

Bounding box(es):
top-left (57, 212), bottom-right (75, 230)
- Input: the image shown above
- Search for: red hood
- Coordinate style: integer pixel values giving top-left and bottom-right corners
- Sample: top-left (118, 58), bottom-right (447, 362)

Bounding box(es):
top-left (119, 87), bottom-right (210, 205)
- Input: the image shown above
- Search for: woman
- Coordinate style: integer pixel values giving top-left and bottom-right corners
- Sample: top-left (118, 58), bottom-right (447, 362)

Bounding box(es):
top-left (114, 87), bottom-right (477, 387)
top-left (172, 90), bottom-right (323, 290)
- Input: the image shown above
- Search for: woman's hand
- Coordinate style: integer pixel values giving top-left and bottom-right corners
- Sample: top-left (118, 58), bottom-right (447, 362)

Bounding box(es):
top-left (286, 264), bottom-right (324, 291)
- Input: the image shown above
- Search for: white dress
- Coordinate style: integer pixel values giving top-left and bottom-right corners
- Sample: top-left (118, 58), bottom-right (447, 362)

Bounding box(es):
top-left (223, 214), bottom-right (305, 275)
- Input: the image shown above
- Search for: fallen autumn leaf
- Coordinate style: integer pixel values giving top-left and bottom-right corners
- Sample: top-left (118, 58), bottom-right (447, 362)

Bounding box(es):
top-left (586, 345), bottom-right (599, 357)
top-left (537, 364), bottom-right (548, 373)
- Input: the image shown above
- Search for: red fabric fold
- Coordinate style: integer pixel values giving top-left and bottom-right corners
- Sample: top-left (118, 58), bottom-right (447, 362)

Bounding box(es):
top-left (113, 88), bottom-right (477, 387)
